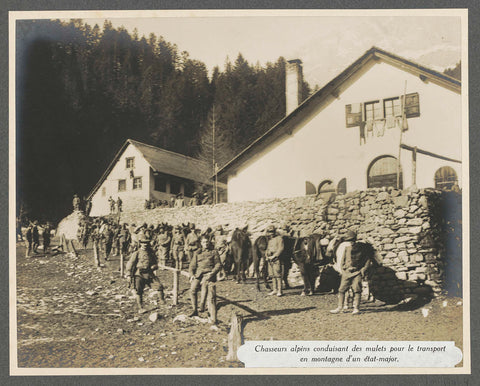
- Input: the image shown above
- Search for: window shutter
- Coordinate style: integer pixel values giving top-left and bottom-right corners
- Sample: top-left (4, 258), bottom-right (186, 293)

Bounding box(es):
top-left (403, 92), bottom-right (420, 118)
top-left (345, 103), bottom-right (363, 127)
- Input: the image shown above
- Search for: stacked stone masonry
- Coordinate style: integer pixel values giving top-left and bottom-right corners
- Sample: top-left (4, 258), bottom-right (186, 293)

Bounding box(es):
top-left (119, 187), bottom-right (461, 298)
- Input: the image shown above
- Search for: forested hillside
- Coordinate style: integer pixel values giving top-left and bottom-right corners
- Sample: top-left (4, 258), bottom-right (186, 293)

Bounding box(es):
top-left (16, 19), bottom-right (310, 222)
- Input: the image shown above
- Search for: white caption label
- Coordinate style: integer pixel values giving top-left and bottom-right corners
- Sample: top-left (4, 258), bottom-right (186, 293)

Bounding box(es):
top-left (237, 341), bottom-right (462, 368)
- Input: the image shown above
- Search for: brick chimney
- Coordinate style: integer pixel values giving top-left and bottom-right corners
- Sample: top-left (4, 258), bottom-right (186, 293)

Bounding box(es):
top-left (285, 59), bottom-right (303, 115)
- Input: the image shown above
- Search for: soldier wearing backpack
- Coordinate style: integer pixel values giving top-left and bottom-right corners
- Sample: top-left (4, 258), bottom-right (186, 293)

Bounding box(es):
top-left (330, 229), bottom-right (372, 315)
top-left (126, 236), bottom-right (166, 314)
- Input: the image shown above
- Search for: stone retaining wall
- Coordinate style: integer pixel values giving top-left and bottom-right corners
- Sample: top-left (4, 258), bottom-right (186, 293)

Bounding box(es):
top-left (119, 187), bottom-right (462, 297)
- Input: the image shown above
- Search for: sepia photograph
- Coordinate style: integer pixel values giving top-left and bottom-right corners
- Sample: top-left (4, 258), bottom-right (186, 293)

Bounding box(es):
top-left (9, 8), bottom-right (469, 375)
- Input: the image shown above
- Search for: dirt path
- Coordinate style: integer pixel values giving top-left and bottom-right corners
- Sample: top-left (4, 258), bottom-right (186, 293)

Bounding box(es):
top-left (15, 241), bottom-right (463, 368)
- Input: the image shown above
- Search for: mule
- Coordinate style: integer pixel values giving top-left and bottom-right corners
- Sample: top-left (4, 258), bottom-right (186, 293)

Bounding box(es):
top-left (230, 226), bottom-right (252, 283)
top-left (292, 232), bottom-right (330, 296)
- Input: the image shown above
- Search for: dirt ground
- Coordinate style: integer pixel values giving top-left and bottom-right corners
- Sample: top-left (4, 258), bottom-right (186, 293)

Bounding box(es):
top-left (15, 239), bottom-right (463, 369)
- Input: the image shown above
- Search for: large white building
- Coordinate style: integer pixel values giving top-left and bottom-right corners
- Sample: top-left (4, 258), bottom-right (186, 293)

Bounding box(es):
top-left (88, 139), bottom-right (212, 216)
top-left (217, 47), bottom-right (462, 202)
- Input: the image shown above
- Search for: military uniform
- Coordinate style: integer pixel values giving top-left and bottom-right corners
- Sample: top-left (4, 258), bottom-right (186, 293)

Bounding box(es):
top-left (171, 229), bottom-right (185, 269)
top-left (126, 242), bottom-right (165, 313)
top-left (156, 230), bottom-right (171, 267)
top-left (266, 225), bottom-right (284, 296)
top-left (185, 231), bottom-right (199, 263)
top-left (189, 246), bottom-right (222, 319)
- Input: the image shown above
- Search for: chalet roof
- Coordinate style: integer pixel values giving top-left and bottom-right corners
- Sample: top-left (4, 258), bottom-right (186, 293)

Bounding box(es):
top-left (216, 46), bottom-right (461, 182)
top-left (88, 139), bottom-right (210, 199)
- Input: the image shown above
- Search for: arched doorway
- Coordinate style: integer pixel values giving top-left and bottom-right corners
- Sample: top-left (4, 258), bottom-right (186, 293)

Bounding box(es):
top-left (434, 166), bottom-right (458, 190)
top-left (367, 155), bottom-right (403, 189)
top-left (305, 181), bottom-right (316, 195)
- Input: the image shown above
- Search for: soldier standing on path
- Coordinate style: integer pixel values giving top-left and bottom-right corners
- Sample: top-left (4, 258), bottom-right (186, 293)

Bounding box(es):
top-left (170, 225), bottom-right (185, 270)
top-left (16, 217), bottom-right (23, 241)
top-left (156, 226), bottom-right (171, 268)
top-left (126, 236), bottom-right (166, 314)
top-left (265, 225), bottom-right (284, 297)
top-left (42, 222), bottom-right (51, 255)
top-left (32, 221), bottom-right (40, 254)
top-left (188, 235), bottom-right (222, 321)
top-left (25, 223), bottom-right (33, 257)
top-left (330, 230), bottom-right (371, 315)
top-left (185, 224), bottom-right (199, 264)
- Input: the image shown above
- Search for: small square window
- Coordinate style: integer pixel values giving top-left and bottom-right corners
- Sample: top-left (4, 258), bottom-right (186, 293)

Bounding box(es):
top-left (384, 97), bottom-right (401, 118)
top-left (364, 100), bottom-right (381, 121)
top-left (133, 177), bottom-right (142, 190)
top-left (126, 157), bottom-right (135, 169)
top-left (118, 179), bottom-right (126, 192)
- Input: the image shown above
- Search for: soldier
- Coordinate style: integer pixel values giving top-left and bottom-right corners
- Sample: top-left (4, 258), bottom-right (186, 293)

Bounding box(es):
top-left (188, 235), bottom-right (222, 321)
top-left (25, 222), bottom-right (33, 257)
top-left (213, 225), bottom-right (229, 281)
top-left (42, 222), bottom-right (51, 255)
top-left (330, 230), bottom-right (371, 315)
top-left (170, 225), bottom-right (185, 269)
top-left (265, 225), bottom-right (285, 297)
top-left (16, 217), bottom-right (23, 242)
top-left (156, 226), bottom-right (171, 268)
top-left (117, 197), bottom-right (123, 213)
top-left (201, 192), bottom-right (212, 205)
top-left (73, 194), bottom-right (81, 211)
top-left (126, 236), bottom-right (166, 314)
top-left (189, 192), bottom-right (200, 206)
top-left (108, 196), bottom-right (115, 213)
top-left (103, 223), bottom-right (114, 261)
top-left (185, 224), bottom-right (199, 264)
top-left (174, 193), bottom-right (185, 208)
top-left (32, 221), bottom-right (40, 254)
top-left (85, 199), bottom-right (92, 217)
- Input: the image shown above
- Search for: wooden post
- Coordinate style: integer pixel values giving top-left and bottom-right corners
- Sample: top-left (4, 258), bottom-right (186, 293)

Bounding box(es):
top-left (412, 146), bottom-right (417, 186)
top-left (207, 282), bottom-right (217, 324)
top-left (69, 238), bottom-right (78, 257)
top-left (120, 251), bottom-right (124, 277)
top-left (226, 312), bottom-right (243, 361)
top-left (93, 240), bottom-right (99, 266)
top-left (61, 234), bottom-right (67, 251)
top-left (172, 269), bottom-right (179, 306)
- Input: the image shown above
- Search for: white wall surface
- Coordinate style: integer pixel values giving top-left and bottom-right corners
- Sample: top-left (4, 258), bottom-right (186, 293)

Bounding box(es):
top-left (90, 144), bottom-right (151, 216)
top-left (228, 60), bottom-right (461, 202)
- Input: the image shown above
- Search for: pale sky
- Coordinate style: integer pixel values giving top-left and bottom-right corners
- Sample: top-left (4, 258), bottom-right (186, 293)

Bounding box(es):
top-left (66, 11), bottom-right (463, 88)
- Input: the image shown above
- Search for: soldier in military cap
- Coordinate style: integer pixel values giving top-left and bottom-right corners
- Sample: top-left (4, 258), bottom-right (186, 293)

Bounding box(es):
top-left (189, 235), bottom-right (222, 321)
top-left (265, 225), bottom-right (285, 297)
top-left (330, 229), bottom-right (370, 315)
top-left (170, 225), bottom-right (185, 269)
top-left (126, 236), bottom-right (166, 314)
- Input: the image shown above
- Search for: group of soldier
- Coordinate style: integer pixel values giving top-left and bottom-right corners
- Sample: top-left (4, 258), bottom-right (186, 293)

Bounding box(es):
top-left (18, 219), bottom-right (53, 257)
top-left (144, 192), bottom-right (213, 211)
top-left (77, 218), bottom-right (229, 320)
top-left (21, 209), bottom-right (371, 318)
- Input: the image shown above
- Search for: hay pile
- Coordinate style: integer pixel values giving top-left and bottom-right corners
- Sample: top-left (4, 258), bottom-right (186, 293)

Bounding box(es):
top-left (56, 210), bottom-right (86, 240)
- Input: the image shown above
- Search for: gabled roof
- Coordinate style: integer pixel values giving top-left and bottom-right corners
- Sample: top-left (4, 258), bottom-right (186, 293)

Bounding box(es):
top-left (88, 139), bottom-right (210, 199)
top-left (216, 46), bottom-right (461, 182)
